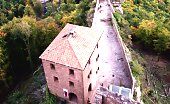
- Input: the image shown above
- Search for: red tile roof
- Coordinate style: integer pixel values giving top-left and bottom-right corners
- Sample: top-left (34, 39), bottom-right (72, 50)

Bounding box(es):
top-left (39, 23), bottom-right (103, 70)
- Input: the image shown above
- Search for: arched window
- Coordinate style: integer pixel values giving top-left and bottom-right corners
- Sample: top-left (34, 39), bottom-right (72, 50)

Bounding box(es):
top-left (69, 93), bottom-right (78, 103)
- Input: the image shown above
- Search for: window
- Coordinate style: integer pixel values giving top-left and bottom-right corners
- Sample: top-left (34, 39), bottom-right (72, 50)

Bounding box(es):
top-left (88, 83), bottom-right (92, 92)
top-left (88, 70), bottom-right (92, 78)
top-left (96, 54), bottom-right (99, 61)
top-left (69, 81), bottom-right (74, 87)
top-left (69, 69), bottom-right (74, 75)
top-left (96, 67), bottom-right (99, 74)
top-left (88, 74), bottom-right (90, 78)
top-left (88, 59), bottom-right (90, 64)
top-left (54, 76), bottom-right (58, 82)
top-left (50, 63), bottom-right (55, 70)
top-left (97, 43), bottom-right (98, 48)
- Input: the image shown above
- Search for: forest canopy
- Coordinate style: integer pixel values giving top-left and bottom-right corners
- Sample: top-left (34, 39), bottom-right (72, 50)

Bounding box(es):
top-left (115, 0), bottom-right (170, 53)
top-left (0, 0), bottom-right (92, 100)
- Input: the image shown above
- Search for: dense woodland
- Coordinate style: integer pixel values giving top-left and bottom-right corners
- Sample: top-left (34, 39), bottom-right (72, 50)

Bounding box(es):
top-left (115, 0), bottom-right (170, 53)
top-left (0, 0), bottom-right (94, 102)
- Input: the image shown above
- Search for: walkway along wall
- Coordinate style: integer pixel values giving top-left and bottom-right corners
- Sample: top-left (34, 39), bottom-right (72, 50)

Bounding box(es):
top-left (92, 0), bottom-right (135, 97)
top-left (109, 1), bottom-right (135, 96)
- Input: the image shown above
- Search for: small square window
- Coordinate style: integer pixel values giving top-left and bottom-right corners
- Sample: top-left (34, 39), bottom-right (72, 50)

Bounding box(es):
top-left (69, 69), bottom-right (74, 75)
top-left (54, 76), bottom-right (58, 82)
top-left (69, 81), bottom-right (74, 87)
top-left (50, 63), bottom-right (55, 69)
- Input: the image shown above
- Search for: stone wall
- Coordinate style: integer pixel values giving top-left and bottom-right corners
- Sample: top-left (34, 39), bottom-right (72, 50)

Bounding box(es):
top-left (91, 0), bottom-right (135, 96)
top-left (108, 0), bottom-right (135, 95)
top-left (95, 87), bottom-right (140, 104)
top-left (91, 0), bottom-right (100, 27)
top-left (41, 43), bottom-right (100, 104)
top-left (41, 60), bottom-right (84, 104)
top-left (83, 45), bottom-right (99, 103)
top-left (110, 12), bottom-right (135, 94)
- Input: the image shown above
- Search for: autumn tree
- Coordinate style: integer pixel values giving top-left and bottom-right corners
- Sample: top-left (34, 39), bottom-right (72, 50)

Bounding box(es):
top-left (0, 31), bottom-right (10, 97)
top-left (1, 15), bottom-right (60, 73)
top-left (24, 4), bottom-right (35, 17)
top-left (33, 0), bottom-right (43, 18)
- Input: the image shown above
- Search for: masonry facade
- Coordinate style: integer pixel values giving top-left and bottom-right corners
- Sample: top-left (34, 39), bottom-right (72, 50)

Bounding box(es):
top-left (39, 24), bottom-right (102, 104)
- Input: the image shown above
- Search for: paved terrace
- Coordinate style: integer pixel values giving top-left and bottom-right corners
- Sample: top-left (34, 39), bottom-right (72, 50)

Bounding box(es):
top-left (92, 0), bottom-right (132, 91)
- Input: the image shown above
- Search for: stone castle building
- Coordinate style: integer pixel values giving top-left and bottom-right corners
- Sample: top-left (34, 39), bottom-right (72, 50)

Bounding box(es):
top-left (39, 24), bottom-right (103, 104)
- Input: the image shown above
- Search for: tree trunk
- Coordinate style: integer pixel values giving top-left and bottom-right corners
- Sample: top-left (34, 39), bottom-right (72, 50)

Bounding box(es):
top-left (57, 0), bottom-right (62, 12)
top-left (51, 0), bottom-right (55, 12)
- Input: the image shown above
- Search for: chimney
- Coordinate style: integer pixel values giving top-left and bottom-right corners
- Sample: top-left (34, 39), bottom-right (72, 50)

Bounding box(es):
top-left (69, 28), bottom-right (76, 38)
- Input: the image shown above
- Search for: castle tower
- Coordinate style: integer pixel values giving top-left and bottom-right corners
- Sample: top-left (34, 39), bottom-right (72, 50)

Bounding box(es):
top-left (39, 24), bottom-right (103, 104)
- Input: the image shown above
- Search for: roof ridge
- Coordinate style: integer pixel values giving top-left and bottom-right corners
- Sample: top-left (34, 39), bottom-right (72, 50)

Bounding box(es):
top-left (39, 24), bottom-right (102, 70)
top-left (67, 39), bottom-right (83, 69)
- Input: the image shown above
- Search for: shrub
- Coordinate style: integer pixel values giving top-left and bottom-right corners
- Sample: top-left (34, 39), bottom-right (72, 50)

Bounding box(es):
top-left (7, 90), bottom-right (31, 104)
top-left (130, 60), bottom-right (144, 86)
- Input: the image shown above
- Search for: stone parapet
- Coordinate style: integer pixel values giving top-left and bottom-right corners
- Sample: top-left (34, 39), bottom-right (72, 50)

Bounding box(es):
top-left (95, 87), bottom-right (141, 104)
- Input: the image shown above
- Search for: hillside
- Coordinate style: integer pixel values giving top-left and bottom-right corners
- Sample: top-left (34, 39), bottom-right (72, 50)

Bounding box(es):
top-left (113, 0), bottom-right (170, 103)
